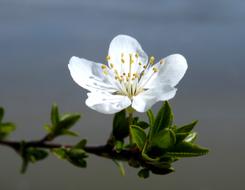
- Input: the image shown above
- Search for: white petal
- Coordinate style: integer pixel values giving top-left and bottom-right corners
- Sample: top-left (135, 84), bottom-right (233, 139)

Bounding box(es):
top-left (144, 54), bottom-right (188, 89)
top-left (68, 56), bottom-right (117, 92)
top-left (108, 34), bottom-right (148, 75)
top-left (132, 86), bottom-right (176, 112)
top-left (85, 91), bottom-right (131, 114)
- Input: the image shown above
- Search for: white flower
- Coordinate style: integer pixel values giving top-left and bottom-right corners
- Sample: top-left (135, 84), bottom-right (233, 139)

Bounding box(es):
top-left (68, 35), bottom-right (187, 114)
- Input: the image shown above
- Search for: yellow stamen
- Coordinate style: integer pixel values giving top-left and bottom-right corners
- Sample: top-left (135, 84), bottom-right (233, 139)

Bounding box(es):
top-left (150, 56), bottom-right (155, 64)
top-left (106, 55), bottom-right (110, 61)
top-left (153, 67), bottom-right (158, 73)
top-left (101, 65), bottom-right (107, 69)
top-left (103, 71), bottom-right (108, 75)
top-left (135, 53), bottom-right (139, 58)
top-left (110, 63), bottom-right (114, 68)
top-left (129, 54), bottom-right (134, 64)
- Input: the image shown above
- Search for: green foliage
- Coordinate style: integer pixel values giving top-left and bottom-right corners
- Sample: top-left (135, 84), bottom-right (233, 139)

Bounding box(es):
top-left (166, 142), bottom-right (209, 157)
top-left (0, 107), bottom-right (16, 140)
top-left (138, 168), bottom-right (150, 178)
top-left (113, 110), bottom-right (129, 140)
top-left (52, 145), bottom-right (88, 168)
top-left (20, 143), bottom-right (49, 173)
top-left (151, 101), bottom-right (173, 137)
top-left (44, 104), bottom-right (80, 140)
top-left (130, 125), bottom-right (146, 151)
top-left (0, 103), bottom-right (209, 179)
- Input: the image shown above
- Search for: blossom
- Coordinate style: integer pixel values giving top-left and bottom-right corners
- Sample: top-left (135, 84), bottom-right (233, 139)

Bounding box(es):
top-left (68, 35), bottom-right (187, 114)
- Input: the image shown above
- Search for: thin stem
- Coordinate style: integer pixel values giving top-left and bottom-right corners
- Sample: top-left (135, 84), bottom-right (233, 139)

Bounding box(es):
top-left (126, 107), bottom-right (134, 144)
top-left (0, 139), bottom-right (139, 161)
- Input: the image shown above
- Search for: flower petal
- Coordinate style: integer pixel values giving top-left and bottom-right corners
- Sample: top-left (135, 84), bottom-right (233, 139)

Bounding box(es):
top-left (108, 34), bottom-right (148, 75)
top-left (144, 54), bottom-right (188, 89)
top-left (68, 56), bottom-right (117, 92)
top-left (85, 91), bottom-right (131, 114)
top-left (132, 86), bottom-right (177, 112)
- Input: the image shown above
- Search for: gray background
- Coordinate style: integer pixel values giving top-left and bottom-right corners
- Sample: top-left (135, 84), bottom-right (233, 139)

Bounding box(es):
top-left (0, 0), bottom-right (244, 189)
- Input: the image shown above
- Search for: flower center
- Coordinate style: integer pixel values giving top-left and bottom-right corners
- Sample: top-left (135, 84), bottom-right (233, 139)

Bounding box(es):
top-left (101, 53), bottom-right (164, 99)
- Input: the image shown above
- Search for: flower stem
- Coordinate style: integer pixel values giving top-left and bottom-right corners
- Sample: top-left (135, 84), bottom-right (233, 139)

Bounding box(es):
top-left (126, 107), bottom-right (134, 144)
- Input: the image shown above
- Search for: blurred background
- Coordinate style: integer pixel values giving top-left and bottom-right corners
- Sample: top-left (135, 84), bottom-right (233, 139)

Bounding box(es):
top-left (0, 0), bottom-right (244, 189)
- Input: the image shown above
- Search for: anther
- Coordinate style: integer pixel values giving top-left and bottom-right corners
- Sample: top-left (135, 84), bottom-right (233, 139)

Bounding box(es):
top-left (150, 56), bottom-right (155, 64)
top-left (101, 65), bottom-right (107, 69)
top-left (110, 63), bottom-right (114, 68)
top-left (106, 55), bottom-right (110, 61)
top-left (153, 67), bottom-right (158, 73)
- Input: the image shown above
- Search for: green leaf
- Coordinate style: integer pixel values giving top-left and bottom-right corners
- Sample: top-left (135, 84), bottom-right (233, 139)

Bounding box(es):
top-left (151, 128), bottom-right (176, 150)
top-left (51, 103), bottom-right (59, 126)
top-left (67, 148), bottom-right (87, 168)
top-left (175, 132), bottom-right (190, 143)
top-left (152, 101), bottom-right (173, 137)
top-left (26, 148), bottom-right (49, 163)
top-left (130, 125), bottom-right (146, 150)
top-left (167, 142), bottom-right (209, 157)
top-left (59, 114), bottom-right (81, 130)
top-left (52, 148), bottom-right (67, 160)
top-left (20, 146), bottom-right (48, 173)
top-left (146, 109), bottom-right (155, 127)
top-left (59, 130), bottom-right (79, 137)
top-left (113, 160), bottom-right (125, 176)
top-left (176, 120), bottom-right (198, 133)
top-left (141, 141), bottom-right (160, 162)
top-left (137, 121), bottom-right (149, 129)
top-left (74, 139), bottom-right (87, 149)
top-left (138, 168), bottom-right (150, 179)
top-left (0, 107), bottom-right (4, 122)
top-left (0, 122), bottom-right (16, 139)
top-left (113, 110), bottom-right (129, 140)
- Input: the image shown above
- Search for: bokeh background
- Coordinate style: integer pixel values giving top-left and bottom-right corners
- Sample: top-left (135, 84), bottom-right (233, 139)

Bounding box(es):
top-left (0, 0), bottom-right (244, 189)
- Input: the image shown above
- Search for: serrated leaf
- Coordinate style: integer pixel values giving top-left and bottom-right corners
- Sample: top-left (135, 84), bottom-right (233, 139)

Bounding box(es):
top-left (175, 132), bottom-right (190, 143)
top-left (176, 120), bottom-right (198, 133)
top-left (51, 103), bottom-right (59, 126)
top-left (146, 109), bottom-right (155, 127)
top-left (0, 107), bottom-right (4, 122)
top-left (151, 128), bottom-right (176, 150)
top-left (167, 142), bottom-right (209, 157)
top-left (141, 141), bottom-right (160, 162)
top-left (59, 114), bottom-right (81, 130)
top-left (152, 101), bottom-right (173, 137)
top-left (130, 125), bottom-right (146, 150)
top-left (138, 168), bottom-right (150, 178)
top-left (113, 110), bottom-right (129, 140)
